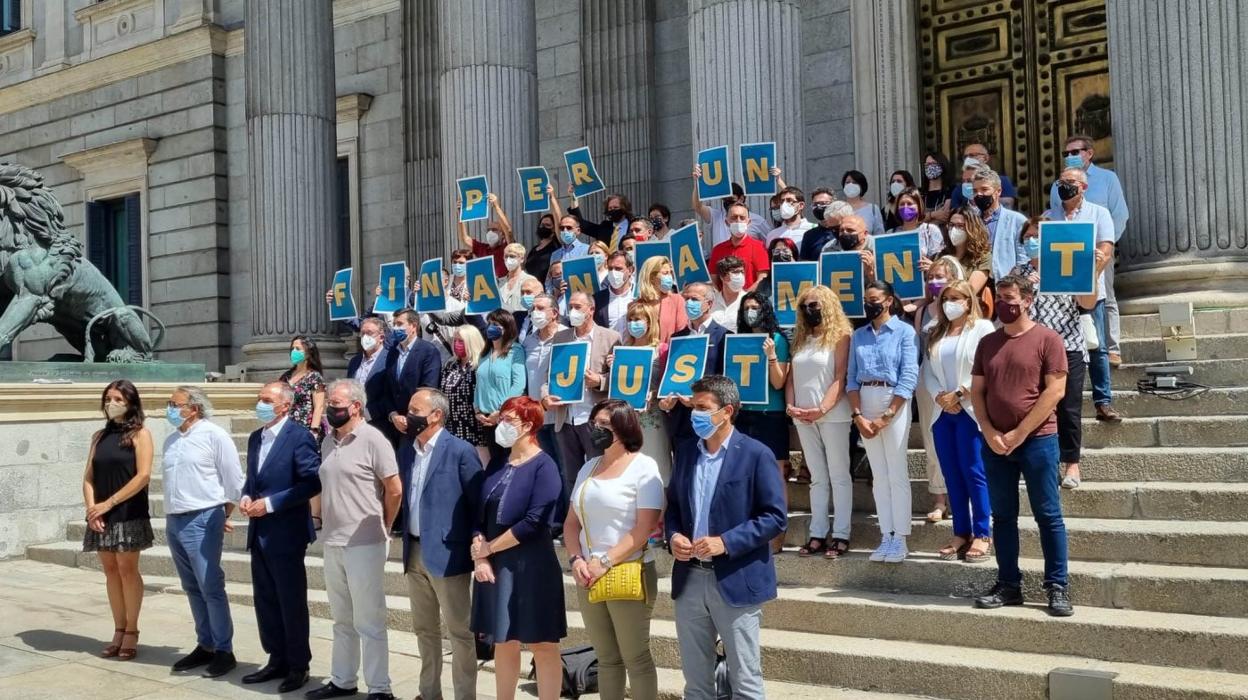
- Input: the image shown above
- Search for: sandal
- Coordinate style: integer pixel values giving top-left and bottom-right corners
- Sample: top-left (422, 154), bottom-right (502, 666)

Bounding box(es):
top-left (798, 537), bottom-right (827, 557)
top-left (101, 628), bottom-right (125, 658)
top-left (926, 504), bottom-right (949, 523)
top-left (964, 538), bottom-right (992, 564)
top-left (825, 538), bottom-right (850, 560)
top-left (118, 630), bottom-right (139, 661)
top-left (792, 467), bottom-right (811, 485)
top-left (937, 537), bottom-right (970, 561)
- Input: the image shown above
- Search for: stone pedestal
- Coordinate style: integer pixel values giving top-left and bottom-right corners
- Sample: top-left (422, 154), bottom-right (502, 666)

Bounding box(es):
top-left (688, 0), bottom-right (804, 190)
top-left (241, 0), bottom-right (346, 377)
top-left (1108, 1), bottom-right (1248, 312)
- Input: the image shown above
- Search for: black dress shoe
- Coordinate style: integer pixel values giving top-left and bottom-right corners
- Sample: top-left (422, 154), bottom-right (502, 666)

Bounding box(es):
top-left (1046, 584), bottom-right (1075, 617)
top-left (973, 581), bottom-right (1024, 609)
top-left (202, 650), bottom-right (237, 678)
top-left (279, 670), bottom-right (311, 693)
top-left (305, 682), bottom-right (359, 699)
top-left (172, 645), bottom-right (215, 672)
top-left (242, 664), bottom-right (288, 684)
top-left (366, 694), bottom-right (396, 700)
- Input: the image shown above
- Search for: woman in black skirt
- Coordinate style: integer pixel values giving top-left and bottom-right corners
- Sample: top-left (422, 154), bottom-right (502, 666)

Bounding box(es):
top-left (82, 379), bottom-right (155, 660)
top-left (470, 395), bottom-right (566, 700)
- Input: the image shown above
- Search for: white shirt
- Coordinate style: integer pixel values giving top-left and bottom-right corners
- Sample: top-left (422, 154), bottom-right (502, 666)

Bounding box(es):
top-left (888, 222), bottom-right (946, 259)
top-left (790, 344), bottom-right (852, 422)
top-left (710, 290), bottom-right (742, 332)
top-left (765, 219), bottom-right (816, 247)
top-left (606, 283), bottom-right (633, 336)
top-left (407, 427), bottom-right (442, 537)
top-left (254, 416), bottom-right (289, 513)
top-left (937, 337), bottom-right (961, 394)
top-left (162, 419), bottom-right (244, 515)
top-left (571, 453), bottom-right (665, 563)
top-left (353, 349), bottom-right (380, 384)
top-left (523, 324), bottom-right (565, 425)
top-left (854, 203), bottom-right (886, 236)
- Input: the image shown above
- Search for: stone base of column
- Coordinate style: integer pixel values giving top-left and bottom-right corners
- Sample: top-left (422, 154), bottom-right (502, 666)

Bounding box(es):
top-left (241, 338), bottom-right (349, 383)
top-left (1116, 260), bottom-right (1248, 314)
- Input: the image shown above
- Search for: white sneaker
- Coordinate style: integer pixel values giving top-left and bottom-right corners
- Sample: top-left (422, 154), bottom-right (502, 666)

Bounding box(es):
top-left (884, 536), bottom-right (908, 563)
top-left (869, 535), bottom-right (893, 562)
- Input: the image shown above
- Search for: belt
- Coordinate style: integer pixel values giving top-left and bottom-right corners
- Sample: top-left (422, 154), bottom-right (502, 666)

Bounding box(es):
top-left (859, 380), bottom-right (893, 388)
top-left (689, 559), bottom-right (715, 569)
top-left (407, 534), bottom-right (420, 543)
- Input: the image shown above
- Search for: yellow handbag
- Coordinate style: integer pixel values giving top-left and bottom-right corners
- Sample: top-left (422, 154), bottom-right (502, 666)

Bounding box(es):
top-left (577, 469), bottom-right (646, 604)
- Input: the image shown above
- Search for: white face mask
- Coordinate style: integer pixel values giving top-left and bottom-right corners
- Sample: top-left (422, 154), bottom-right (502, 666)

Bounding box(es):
top-left (504, 256), bottom-right (520, 271)
top-left (728, 221), bottom-right (749, 237)
top-left (607, 269), bottom-right (627, 289)
top-left (568, 308), bottom-right (587, 328)
top-left (942, 300), bottom-right (968, 321)
top-left (843, 182), bottom-right (862, 199)
top-left (727, 272), bottom-right (746, 292)
top-left (530, 310), bottom-right (550, 329)
top-left (360, 334), bottom-right (379, 352)
top-left (494, 421), bottom-right (522, 448)
top-left (948, 226), bottom-right (968, 246)
top-left (962, 156), bottom-right (983, 169)
top-left (778, 202), bottom-right (797, 220)
top-left (485, 230), bottom-right (501, 246)
top-left (889, 182), bottom-right (905, 198)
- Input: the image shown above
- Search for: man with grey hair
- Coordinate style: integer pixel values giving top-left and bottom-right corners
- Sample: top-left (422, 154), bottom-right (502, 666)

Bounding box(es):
top-left (971, 167), bottom-right (1029, 280)
top-left (522, 292), bottom-right (566, 468)
top-left (307, 379), bottom-right (402, 700)
top-left (396, 388), bottom-right (484, 700)
top-left (163, 385), bottom-right (245, 678)
top-left (348, 316), bottom-right (391, 434)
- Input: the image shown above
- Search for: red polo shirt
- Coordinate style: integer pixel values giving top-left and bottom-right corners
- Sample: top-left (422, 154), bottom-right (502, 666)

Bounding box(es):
top-left (471, 239), bottom-right (508, 278)
top-left (709, 235), bottom-right (770, 290)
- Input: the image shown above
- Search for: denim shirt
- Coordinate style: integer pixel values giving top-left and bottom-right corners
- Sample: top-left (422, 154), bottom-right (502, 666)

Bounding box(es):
top-left (846, 315), bottom-right (920, 399)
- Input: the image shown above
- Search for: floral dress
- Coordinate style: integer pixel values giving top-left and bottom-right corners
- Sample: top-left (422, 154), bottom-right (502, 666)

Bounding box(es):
top-left (280, 369), bottom-right (326, 432)
top-left (441, 358), bottom-right (486, 446)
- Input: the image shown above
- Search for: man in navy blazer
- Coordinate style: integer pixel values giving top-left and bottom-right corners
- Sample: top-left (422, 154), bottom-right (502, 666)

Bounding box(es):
top-left (665, 375), bottom-right (786, 700)
top-left (381, 308), bottom-right (442, 445)
top-left (663, 282), bottom-right (730, 451)
top-left (346, 317), bottom-right (392, 435)
top-left (395, 387), bottom-right (484, 700)
top-left (238, 382), bottom-right (322, 693)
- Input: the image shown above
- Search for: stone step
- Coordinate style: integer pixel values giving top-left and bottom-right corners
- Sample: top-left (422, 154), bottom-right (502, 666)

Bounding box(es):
top-left (907, 415), bottom-right (1248, 450)
top-left (1111, 357), bottom-right (1248, 390)
top-left (1078, 387), bottom-right (1248, 417)
top-left (1118, 308), bottom-right (1248, 339)
top-left (1118, 332), bottom-right (1248, 364)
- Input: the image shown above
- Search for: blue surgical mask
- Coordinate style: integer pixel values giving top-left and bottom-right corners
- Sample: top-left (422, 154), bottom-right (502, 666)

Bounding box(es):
top-left (390, 327), bottom-right (408, 345)
top-left (166, 405), bottom-right (186, 428)
top-left (290, 348), bottom-right (306, 365)
top-left (1023, 237), bottom-right (1042, 260)
top-left (255, 401), bottom-right (277, 424)
top-left (452, 262), bottom-right (466, 277)
top-left (685, 299), bottom-right (703, 319)
top-left (690, 408), bottom-right (722, 440)
top-left (961, 182), bottom-right (973, 199)
top-left (486, 324), bottom-right (503, 341)
top-left (559, 229), bottom-right (576, 245)
top-left (660, 274), bottom-right (675, 292)
top-left (628, 320), bottom-right (647, 338)
top-left (593, 252), bottom-right (606, 268)
top-left (521, 294), bottom-right (535, 310)
top-left (1064, 154), bottom-right (1085, 170)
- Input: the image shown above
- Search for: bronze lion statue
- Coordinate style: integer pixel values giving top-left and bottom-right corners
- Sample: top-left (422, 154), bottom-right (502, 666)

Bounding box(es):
top-left (0, 162), bottom-right (157, 362)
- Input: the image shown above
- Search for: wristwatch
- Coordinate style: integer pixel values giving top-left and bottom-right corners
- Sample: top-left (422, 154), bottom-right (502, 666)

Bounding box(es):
top-left (597, 553), bottom-right (613, 569)
top-left (955, 388), bottom-right (965, 399)
top-left (882, 409), bottom-right (896, 420)
top-left (851, 409), bottom-right (863, 418)
top-left (568, 554), bottom-right (585, 566)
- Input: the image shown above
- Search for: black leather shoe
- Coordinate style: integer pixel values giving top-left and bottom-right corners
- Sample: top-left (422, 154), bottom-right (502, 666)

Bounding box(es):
top-left (365, 694), bottom-right (396, 700)
top-left (279, 670), bottom-right (311, 693)
top-left (242, 664), bottom-right (288, 684)
top-left (973, 581), bottom-right (1024, 609)
top-left (202, 650), bottom-right (237, 678)
top-left (1046, 584), bottom-right (1075, 617)
top-left (305, 682), bottom-right (359, 699)
top-left (171, 645), bottom-right (214, 672)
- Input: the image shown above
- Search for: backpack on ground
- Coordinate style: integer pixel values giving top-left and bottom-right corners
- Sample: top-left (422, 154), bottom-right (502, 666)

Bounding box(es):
top-left (529, 644), bottom-right (598, 699)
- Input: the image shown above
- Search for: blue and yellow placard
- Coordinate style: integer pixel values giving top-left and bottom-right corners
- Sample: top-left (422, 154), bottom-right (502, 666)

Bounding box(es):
top-left (820, 251), bottom-right (865, 318)
top-left (560, 255), bottom-right (600, 306)
top-left (564, 146), bottom-right (605, 199)
top-left (415, 258), bottom-right (446, 313)
top-left (658, 335), bottom-right (709, 398)
top-left (669, 222), bottom-right (711, 288)
top-left (724, 334), bottom-right (769, 405)
top-left (374, 261), bottom-right (408, 314)
top-left (516, 166), bottom-right (551, 214)
top-left (771, 261), bottom-right (818, 327)
top-left (328, 267), bottom-right (356, 321)
top-left (739, 142), bottom-right (777, 196)
top-left (1038, 221), bottom-right (1097, 295)
top-left (873, 231), bottom-right (925, 300)
top-left (458, 175), bottom-right (490, 222)
top-left (633, 240), bottom-right (672, 292)
top-left (547, 341), bottom-right (591, 403)
top-left (696, 145), bottom-right (733, 201)
top-left (609, 346), bottom-right (655, 410)
top-left (464, 256), bottom-right (501, 315)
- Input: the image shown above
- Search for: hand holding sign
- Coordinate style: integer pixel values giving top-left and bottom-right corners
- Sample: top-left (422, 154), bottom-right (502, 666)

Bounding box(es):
top-left (724, 334), bottom-right (769, 405)
top-left (458, 176), bottom-right (490, 222)
top-left (416, 258), bottom-right (447, 313)
top-left (696, 146), bottom-right (733, 201)
top-left (669, 223), bottom-right (711, 287)
top-left (564, 147), bottom-right (605, 198)
top-left (374, 261), bottom-right (407, 314)
top-left (464, 257), bottom-right (501, 315)
top-left (328, 268), bottom-right (357, 321)
top-left (659, 335), bottom-right (709, 398)
top-left (739, 142), bottom-right (777, 196)
top-left (516, 166), bottom-right (551, 214)
top-left (547, 342), bottom-right (591, 403)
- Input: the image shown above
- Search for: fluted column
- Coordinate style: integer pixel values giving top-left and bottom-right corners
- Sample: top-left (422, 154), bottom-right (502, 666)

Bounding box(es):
top-left (242, 0), bottom-right (344, 375)
top-left (437, 0), bottom-right (537, 252)
top-left (688, 0), bottom-right (804, 190)
top-left (850, 0), bottom-right (921, 200)
top-left (1108, 0), bottom-right (1248, 310)
top-left (581, 0), bottom-right (654, 210)
top-left (405, 0), bottom-right (443, 264)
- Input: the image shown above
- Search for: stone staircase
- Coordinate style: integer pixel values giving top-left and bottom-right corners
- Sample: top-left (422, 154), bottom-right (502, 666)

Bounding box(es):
top-left (27, 308), bottom-right (1248, 699)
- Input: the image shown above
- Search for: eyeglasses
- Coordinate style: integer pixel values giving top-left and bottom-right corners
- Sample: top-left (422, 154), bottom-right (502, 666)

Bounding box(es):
top-left (166, 401), bottom-right (188, 409)
top-left (800, 304), bottom-right (822, 311)
top-left (1062, 148), bottom-right (1087, 157)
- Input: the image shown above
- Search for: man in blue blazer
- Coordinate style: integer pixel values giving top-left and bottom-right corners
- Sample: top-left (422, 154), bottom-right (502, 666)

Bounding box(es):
top-left (346, 317), bottom-right (392, 436)
top-left (395, 387), bottom-right (484, 700)
top-left (381, 308), bottom-right (442, 445)
top-left (238, 382), bottom-right (322, 693)
top-left (663, 282), bottom-right (731, 451)
top-left (665, 375), bottom-right (787, 700)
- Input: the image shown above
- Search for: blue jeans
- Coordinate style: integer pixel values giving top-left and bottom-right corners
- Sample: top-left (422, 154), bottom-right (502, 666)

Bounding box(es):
top-left (982, 434), bottom-right (1068, 587)
top-left (167, 506), bottom-right (234, 651)
top-left (1088, 300), bottom-right (1112, 407)
top-left (931, 411), bottom-right (991, 539)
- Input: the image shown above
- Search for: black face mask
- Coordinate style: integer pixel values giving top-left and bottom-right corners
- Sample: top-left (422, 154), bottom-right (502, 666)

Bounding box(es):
top-left (405, 412), bottom-right (429, 436)
top-left (838, 233), bottom-right (860, 250)
top-left (537, 226), bottom-right (554, 239)
top-left (864, 301), bottom-right (886, 320)
top-left (589, 426), bottom-right (615, 450)
top-left (649, 217), bottom-right (665, 231)
top-left (1056, 181), bottom-right (1080, 202)
top-left (973, 193), bottom-right (996, 211)
top-left (325, 405), bottom-right (352, 428)
top-left (606, 208), bottom-right (625, 222)
top-left (801, 307), bottom-right (823, 327)
top-left (772, 250), bottom-right (794, 263)
top-left (811, 204), bottom-right (827, 221)
top-left (770, 210), bottom-right (782, 226)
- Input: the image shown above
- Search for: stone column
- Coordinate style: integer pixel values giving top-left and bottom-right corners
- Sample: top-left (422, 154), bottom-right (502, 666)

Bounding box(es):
top-left (1108, 0), bottom-right (1248, 311)
top-left (404, 0), bottom-right (443, 264)
top-left (850, 0), bottom-right (922, 197)
top-left (241, 0), bottom-right (345, 376)
top-left (688, 0), bottom-right (804, 190)
top-left (437, 0), bottom-right (537, 255)
top-left (36, 0), bottom-right (68, 75)
top-left (581, 0), bottom-right (654, 210)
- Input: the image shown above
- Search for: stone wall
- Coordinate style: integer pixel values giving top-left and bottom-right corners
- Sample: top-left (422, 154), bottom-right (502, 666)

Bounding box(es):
top-left (802, 0), bottom-right (856, 189)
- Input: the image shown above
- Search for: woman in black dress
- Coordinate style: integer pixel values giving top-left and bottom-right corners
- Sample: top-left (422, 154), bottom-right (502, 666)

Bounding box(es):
top-left (82, 379), bottom-right (154, 660)
top-left (469, 395), bottom-right (566, 700)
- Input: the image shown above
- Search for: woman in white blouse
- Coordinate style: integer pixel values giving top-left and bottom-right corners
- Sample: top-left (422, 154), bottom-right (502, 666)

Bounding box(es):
top-left (784, 285), bottom-right (854, 559)
top-left (563, 399), bottom-right (664, 700)
top-left (923, 280), bottom-right (996, 563)
top-left (498, 242), bottom-right (538, 312)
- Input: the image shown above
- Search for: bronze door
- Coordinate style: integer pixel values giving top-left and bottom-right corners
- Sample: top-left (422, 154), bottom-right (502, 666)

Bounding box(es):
top-left (918, 0), bottom-right (1112, 215)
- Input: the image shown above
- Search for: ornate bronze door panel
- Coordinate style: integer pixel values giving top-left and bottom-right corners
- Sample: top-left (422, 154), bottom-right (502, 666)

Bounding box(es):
top-left (918, 0), bottom-right (1111, 214)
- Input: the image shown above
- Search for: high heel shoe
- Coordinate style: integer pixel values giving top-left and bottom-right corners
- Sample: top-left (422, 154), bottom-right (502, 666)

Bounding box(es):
top-left (101, 628), bottom-right (125, 658)
top-left (117, 630), bottom-right (139, 661)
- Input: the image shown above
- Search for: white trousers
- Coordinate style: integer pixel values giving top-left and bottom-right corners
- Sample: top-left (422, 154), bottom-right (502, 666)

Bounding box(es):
top-left (323, 541), bottom-right (391, 694)
top-left (860, 386), bottom-right (913, 537)
top-left (794, 420), bottom-right (852, 540)
top-left (914, 382), bottom-right (947, 495)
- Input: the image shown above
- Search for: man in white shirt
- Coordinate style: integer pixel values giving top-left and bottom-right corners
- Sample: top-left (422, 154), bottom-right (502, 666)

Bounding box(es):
top-left (597, 250), bottom-right (634, 336)
top-left (163, 385), bottom-right (245, 678)
top-left (691, 177), bottom-right (772, 248)
top-left (765, 186), bottom-right (816, 248)
top-left (523, 294), bottom-right (567, 469)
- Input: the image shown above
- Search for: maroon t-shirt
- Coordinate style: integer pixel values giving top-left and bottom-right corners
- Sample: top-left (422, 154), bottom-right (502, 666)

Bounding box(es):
top-left (971, 323), bottom-right (1068, 437)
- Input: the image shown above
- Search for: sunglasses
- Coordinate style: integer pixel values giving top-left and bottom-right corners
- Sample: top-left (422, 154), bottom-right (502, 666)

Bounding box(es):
top-left (1062, 148), bottom-right (1086, 157)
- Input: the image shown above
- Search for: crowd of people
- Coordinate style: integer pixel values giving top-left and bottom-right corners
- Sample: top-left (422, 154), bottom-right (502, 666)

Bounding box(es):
top-left (78, 134), bottom-right (1126, 700)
